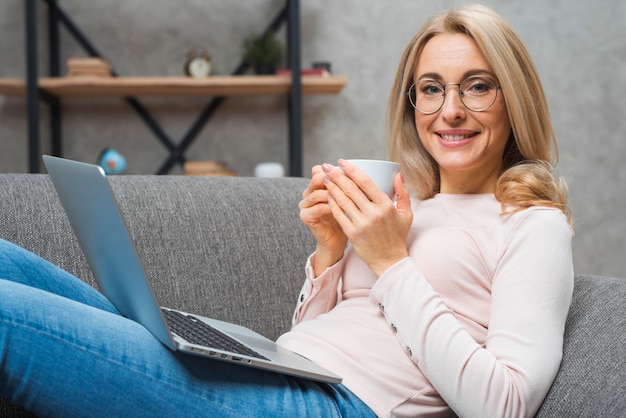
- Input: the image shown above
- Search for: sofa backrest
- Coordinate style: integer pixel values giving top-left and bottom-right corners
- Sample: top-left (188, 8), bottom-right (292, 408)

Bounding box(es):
top-left (0, 174), bottom-right (314, 341)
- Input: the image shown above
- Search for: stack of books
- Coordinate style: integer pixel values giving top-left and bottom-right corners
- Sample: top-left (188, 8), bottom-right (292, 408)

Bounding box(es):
top-left (183, 161), bottom-right (237, 177)
top-left (66, 57), bottom-right (112, 77)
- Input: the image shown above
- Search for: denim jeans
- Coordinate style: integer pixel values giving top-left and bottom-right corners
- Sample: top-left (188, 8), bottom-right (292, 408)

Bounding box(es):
top-left (0, 239), bottom-right (375, 417)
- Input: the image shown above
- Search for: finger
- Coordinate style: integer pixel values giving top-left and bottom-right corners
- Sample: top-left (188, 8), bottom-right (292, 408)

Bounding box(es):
top-left (322, 162), bottom-right (371, 213)
top-left (393, 172), bottom-right (408, 203)
top-left (302, 170), bottom-right (327, 199)
top-left (311, 164), bottom-right (324, 176)
top-left (337, 159), bottom-right (390, 204)
top-left (299, 188), bottom-right (330, 210)
top-left (393, 172), bottom-right (414, 225)
top-left (326, 192), bottom-right (355, 235)
top-left (299, 201), bottom-right (332, 225)
top-left (322, 166), bottom-right (361, 219)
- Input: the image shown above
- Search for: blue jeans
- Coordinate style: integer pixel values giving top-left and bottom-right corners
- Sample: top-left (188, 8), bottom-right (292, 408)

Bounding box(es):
top-left (0, 239), bottom-right (375, 417)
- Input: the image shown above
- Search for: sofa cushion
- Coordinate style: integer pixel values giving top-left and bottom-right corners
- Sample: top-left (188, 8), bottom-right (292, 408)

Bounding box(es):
top-left (536, 274), bottom-right (626, 417)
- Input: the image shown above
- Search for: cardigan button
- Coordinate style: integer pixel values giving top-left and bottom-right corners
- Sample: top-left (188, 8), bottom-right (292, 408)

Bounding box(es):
top-left (378, 303), bottom-right (385, 311)
top-left (406, 346), bottom-right (413, 356)
top-left (391, 324), bottom-right (397, 333)
top-left (300, 294), bottom-right (305, 302)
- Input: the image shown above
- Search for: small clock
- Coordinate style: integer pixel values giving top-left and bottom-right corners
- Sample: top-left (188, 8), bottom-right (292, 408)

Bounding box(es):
top-left (185, 49), bottom-right (212, 78)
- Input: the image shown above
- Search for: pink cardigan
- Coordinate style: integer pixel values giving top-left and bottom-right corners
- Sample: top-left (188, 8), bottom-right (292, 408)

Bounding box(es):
top-left (277, 194), bottom-right (573, 417)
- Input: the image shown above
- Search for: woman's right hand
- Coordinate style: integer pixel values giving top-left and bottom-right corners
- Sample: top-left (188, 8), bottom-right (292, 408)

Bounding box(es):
top-left (299, 165), bottom-right (348, 276)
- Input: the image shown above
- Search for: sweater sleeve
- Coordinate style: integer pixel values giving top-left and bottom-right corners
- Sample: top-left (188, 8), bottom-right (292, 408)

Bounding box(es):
top-left (290, 252), bottom-right (345, 326)
top-left (369, 208), bottom-right (574, 418)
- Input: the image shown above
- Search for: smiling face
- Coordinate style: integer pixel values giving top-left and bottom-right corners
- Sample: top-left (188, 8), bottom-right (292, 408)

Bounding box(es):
top-left (413, 33), bottom-right (511, 194)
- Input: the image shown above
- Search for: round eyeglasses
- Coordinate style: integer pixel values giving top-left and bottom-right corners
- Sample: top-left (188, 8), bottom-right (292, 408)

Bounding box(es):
top-left (406, 75), bottom-right (502, 114)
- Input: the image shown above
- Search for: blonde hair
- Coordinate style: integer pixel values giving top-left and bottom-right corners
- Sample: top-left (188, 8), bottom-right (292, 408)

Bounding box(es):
top-left (386, 4), bottom-right (571, 224)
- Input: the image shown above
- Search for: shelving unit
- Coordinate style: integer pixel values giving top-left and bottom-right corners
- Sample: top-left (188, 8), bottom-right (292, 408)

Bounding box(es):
top-left (9, 0), bottom-right (347, 175)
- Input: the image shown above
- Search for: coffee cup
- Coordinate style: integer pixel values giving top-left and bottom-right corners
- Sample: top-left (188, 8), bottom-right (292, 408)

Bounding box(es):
top-left (347, 159), bottom-right (401, 198)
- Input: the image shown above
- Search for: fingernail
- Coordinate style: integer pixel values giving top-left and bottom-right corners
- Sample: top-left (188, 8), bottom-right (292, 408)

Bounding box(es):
top-left (338, 159), bottom-right (348, 167)
top-left (322, 163), bottom-right (333, 173)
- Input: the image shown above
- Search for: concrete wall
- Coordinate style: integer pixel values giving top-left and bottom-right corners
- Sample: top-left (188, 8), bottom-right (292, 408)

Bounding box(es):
top-left (0, 0), bottom-right (624, 278)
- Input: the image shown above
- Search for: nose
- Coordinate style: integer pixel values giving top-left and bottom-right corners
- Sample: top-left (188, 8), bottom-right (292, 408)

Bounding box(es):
top-left (440, 84), bottom-right (466, 120)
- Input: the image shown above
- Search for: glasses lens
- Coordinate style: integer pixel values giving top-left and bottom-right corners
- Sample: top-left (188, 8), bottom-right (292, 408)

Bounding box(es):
top-left (459, 76), bottom-right (499, 112)
top-left (409, 79), bottom-right (444, 114)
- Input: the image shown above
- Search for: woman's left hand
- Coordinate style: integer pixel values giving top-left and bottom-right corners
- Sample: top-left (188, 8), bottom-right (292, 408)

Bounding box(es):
top-left (322, 159), bottom-right (414, 277)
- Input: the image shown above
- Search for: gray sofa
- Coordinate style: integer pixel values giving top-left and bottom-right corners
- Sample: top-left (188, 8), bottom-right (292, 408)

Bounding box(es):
top-left (0, 173), bottom-right (624, 417)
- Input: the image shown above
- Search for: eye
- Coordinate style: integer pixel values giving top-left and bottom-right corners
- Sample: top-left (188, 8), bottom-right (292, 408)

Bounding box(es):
top-left (417, 79), bottom-right (444, 96)
top-left (462, 77), bottom-right (496, 96)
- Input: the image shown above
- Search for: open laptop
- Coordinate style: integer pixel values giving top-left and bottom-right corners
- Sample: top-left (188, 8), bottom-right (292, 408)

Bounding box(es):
top-left (42, 155), bottom-right (341, 384)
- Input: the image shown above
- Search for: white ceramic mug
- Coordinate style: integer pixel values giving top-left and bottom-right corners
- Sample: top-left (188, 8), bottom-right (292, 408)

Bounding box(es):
top-left (347, 159), bottom-right (401, 198)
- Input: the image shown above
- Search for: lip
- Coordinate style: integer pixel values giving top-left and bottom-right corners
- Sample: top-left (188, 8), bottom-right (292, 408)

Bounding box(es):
top-left (435, 130), bottom-right (478, 147)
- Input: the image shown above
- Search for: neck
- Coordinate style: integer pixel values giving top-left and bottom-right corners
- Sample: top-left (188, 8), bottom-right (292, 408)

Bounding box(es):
top-left (439, 168), bottom-right (500, 194)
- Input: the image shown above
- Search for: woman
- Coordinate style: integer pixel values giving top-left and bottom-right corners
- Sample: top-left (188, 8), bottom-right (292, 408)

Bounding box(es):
top-left (0, 4), bottom-right (572, 417)
top-left (281, 3), bottom-right (572, 417)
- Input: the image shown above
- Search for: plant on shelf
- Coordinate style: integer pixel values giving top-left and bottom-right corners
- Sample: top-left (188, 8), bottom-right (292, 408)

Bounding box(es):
top-left (242, 31), bottom-right (283, 75)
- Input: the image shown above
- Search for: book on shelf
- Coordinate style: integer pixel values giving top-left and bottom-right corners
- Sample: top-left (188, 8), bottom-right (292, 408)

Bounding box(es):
top-left (65, 57), bottom-right (112, 78)
top-left (275, 68), bottom-right (330, 77)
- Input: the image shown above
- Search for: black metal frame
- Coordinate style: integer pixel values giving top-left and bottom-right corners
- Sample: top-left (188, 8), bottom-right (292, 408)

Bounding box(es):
top-left (24, 0), bottom-right (303, 176)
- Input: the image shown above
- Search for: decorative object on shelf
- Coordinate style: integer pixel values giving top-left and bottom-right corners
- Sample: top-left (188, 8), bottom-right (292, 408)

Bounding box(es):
top-left (98, 148), bottom-right (127, 175)
top-left (276, 61), bottom-right (332, 77)
top-left (242, 31), bottom-right (283, 75)
top-left (254, 162), bottom-right (285, 178)
top-left (183, 160), bottom-right (236, 176)
top-left (66, 57), bottom-right (112, 78)
top-left (184, 49), bottom-right (212, 78)
top-left (312, 61), bottom-right (332, 74)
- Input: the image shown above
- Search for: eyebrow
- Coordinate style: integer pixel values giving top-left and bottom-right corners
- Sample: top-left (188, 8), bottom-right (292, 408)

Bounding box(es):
top-left (416, 69), bottom-right (498, 82)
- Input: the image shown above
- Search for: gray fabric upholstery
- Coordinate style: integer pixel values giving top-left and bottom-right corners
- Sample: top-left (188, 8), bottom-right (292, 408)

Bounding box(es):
top-left (536, 275), bottom-right (626, 417)
top-left (0, 174), bottom-right (624, 417)
top-left (0, 174), bottom-right (314, 341)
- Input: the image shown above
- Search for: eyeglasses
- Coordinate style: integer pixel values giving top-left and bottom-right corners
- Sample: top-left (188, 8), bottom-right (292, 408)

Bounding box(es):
top-left (406, 75), bottom-right (502, 114)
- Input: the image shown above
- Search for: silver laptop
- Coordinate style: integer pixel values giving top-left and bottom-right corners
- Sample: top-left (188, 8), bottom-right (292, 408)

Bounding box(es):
top-left (42, 155), bottom-right (341, 384)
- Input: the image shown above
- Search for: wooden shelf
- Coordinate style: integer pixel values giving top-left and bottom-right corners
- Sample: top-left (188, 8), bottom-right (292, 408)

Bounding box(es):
top-left (0, 75), bottom-right (347, 97)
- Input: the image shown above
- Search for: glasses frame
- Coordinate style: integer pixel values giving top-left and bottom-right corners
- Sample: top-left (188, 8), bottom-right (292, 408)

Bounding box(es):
top-left (406, 75), bottom-right (502, 115)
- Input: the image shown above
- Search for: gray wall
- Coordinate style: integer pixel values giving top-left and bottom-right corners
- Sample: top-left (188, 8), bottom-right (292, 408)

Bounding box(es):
top-left (0, 0), bottom-right (624, 278)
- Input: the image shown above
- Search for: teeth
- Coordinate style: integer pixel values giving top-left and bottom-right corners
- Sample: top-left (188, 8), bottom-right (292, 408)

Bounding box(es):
top-left (440, 134), bottom-right (471, 141)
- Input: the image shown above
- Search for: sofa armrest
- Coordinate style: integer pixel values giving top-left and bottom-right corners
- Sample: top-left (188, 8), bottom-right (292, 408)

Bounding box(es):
top-left (536, 274), bottom-right (626, 417)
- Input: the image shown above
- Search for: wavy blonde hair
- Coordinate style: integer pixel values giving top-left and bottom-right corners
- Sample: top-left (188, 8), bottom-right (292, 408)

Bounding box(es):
top-left (387, 4), bottom-right (571, 224)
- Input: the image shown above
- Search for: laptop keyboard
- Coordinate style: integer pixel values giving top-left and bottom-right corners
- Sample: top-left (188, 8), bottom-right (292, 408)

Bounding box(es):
top-left (162, 309), bottom-right (268, 360)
